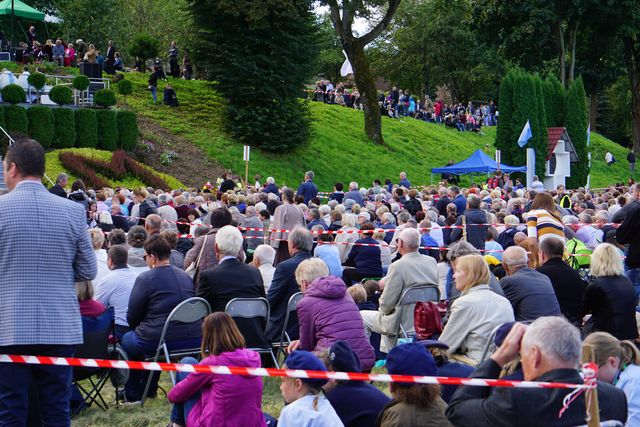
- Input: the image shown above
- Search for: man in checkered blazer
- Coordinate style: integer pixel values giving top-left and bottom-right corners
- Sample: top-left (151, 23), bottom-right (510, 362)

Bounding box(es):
top-left (0, 139), bottom-right (96, 425)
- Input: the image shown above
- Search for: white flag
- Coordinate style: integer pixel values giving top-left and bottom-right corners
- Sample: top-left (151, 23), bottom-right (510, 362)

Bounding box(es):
top-left (340, 50), bottom-right (353, 77)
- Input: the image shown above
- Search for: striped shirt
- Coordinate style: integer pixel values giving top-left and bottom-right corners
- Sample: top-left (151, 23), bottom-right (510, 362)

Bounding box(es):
top-left (526, 209), bottom-right (565, 243)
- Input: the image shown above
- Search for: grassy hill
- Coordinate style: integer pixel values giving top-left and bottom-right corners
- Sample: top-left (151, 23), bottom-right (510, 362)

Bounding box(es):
top-left (119, 72), bottom-right (634, 190)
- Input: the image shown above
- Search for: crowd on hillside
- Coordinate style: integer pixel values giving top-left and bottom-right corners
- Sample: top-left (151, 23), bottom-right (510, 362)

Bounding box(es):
top-left (312, 80), bottom-right (498, 130)
top-left (4, 138), bottom-right (640, 426)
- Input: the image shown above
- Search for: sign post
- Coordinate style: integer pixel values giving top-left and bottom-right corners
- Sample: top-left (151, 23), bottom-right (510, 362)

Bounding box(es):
top-left (495, 150), bottom-right (501, 170)
top-left (243, 145), bottom-right (250, 189)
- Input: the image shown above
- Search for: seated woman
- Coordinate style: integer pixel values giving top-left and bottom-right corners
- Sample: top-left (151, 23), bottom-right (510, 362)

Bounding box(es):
top-left (583, 332), bottom-right (640, 426)
top-left (76, 280), bottom-right (106, 318)
top-left (378, 343), bottom-right (451, 426)
top-left (342, 223), bottom-right (382, 285)
top-left (583, 243), bottom-right (638, 340)
top-left (167, 313), bottom-right (265, 427)
top-left (121, 235), bottom-right (202, 402)
top-left (313, 231), bottom-right (343, 277)
top-left (288, 259), bottom-right (375, 372)
top-left (438, 254), bottom-right (514, 365)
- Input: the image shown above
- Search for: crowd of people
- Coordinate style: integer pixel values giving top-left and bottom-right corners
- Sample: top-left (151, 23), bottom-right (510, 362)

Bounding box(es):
top-left (311, 80), bottom-right (498, 130)
top-left (5, 137), bottom-right (640, 426)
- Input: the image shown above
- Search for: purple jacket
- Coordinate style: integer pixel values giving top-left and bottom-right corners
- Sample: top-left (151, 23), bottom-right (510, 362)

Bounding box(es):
top-left (297, 276), bottom-right (375, 371)
top-left (167, 348), bottom-right (265, 427)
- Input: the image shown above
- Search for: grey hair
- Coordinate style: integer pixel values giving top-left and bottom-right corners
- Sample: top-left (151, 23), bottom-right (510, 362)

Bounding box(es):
top-left (215, 225), bottom-right (243, 256)
top-left (397, 211), bottom-right (411, 224)
top-left (305, 170), bottom-right (315, 180)
top-left (266, 176), bottom-right (275, 184)
top-left (502, 246), bottom-right (528, 268)
top-left (319, 205), bottom-right (331, 216)
top-left (56, 173), bottom-right (68, 184)
top-left (383, 212), bottom-right (396, 225)
top-left (158, 193), bottom-right (169, 205)
top-left (562, 215), bottom-right (579, 225)
top-left (253, 244), bottom-right (275, 265)
top-left (309, 208), bottom-right (320, 220)
top-left (245, 205), bottom-right (257, 216)
top-left (358, 211), bottom-right (370, 221)
top-left (327, 200), bottom-right (338, 209)
top-left (467, 195), bottom-right (481, 209)
top-left (398, 228), bottom-right (421, 251)
top-left (447, 241), bottom-right (478, 262)
top-left (522, 317), bottom-right (581, 367)
top-left (295, 258), bottom-right (329, 286)
top-left (288, 226), bottom-right (313, 252)
top-left (594, 210), bottom-right (610, 222)
top-left (578, 213), bottom-right (592, 224)
top-left (349, 181), bottom-right (359, 190)
top-left (426, 209), bottom-right (438, 222)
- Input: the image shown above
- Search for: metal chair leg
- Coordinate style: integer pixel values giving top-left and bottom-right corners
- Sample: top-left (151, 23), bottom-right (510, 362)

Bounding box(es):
top-left (141, 344), bottom-right (163, 406)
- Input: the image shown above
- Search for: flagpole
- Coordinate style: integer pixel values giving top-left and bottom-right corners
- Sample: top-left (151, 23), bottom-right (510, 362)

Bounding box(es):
top-left (586, 124), bottom-right (591, 190)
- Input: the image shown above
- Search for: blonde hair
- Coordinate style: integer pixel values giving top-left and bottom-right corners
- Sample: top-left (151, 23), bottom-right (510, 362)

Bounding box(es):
top-left (583, 332), bottom-right (640, 367)
top-left (89, 228), bottom-right (105, 250)
top-left (75, 280), bottom-right (94, 301)
top-left (519, 237), bottom-right (540, 269)
top-left (347, 284), bottom-right (367, 304)
top-left (295, 258), bottom-right (329, 287)
top-left (133, 187), bottom-right (148, 198)
top-left (455, 254), bottom-right (490, 292)
top-left (590, 243), bottom-right (625, 277)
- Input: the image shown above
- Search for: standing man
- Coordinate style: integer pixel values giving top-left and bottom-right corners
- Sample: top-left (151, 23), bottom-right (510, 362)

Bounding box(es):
top-left (168, 41), bottom-right (179, 78)
top-left (0, 139), bottom-right (96, 425)
top-left (49, 172), bottom-right (68, 198)
top-left (104, 40), bottom-right (116, 74)
top-left (27, 26), bottom-right (36, 47)
top-left (628, 150), bottom-right (636, 173)
top-left (296, 170), bottom-right (318, 205)
top-left (398, 171), bottom-right (411, 189)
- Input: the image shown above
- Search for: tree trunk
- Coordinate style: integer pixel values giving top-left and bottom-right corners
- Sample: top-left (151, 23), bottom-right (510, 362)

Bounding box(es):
top-left (623, 35), bottom-right (640, 154)
top-left (556, 19), bottom-right (567, 87)
top-left (568, 21), bottom-right (579, 85)
top-left (345, 41), bottom-right (384, 145)
top-left (589, 92), bottom-right (597, 130)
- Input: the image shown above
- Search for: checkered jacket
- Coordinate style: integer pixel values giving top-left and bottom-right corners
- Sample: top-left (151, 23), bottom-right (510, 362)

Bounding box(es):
top-left (0, 181), bottom-right (96, 346)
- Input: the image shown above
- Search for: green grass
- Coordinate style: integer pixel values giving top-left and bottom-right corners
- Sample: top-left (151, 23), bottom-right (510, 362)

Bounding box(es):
top-left (44, 148), bottom-right (185, 189)
top-left (118, 72), bottom-right (634, 190)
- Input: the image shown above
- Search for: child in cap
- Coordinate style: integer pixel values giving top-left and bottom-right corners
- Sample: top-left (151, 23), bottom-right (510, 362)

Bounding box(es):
top-left (279, 350), bottom-right (344, 427)
top-left (378, 343), bottom-right (452, 427)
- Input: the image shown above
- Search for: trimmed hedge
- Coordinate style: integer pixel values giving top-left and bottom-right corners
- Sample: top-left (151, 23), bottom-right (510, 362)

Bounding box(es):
top-left (117, 79), bottom-right (133, 97)
top-left (27, 106), bottom-right (54, 148)
top-left (117, 110), bottom-right (138, 150)
top-left (96, 110), bottom-right (119, 151)
top-left (75, 109), bottom-right (98, 148)
top-left (49, 85), bottom-right (73, 106)
top-left (2, 84), bottom-right (26, 104)
top-left (52, 108), bottom-right (76, 149)
top-left (4, 105), bottom-right (28, 133)
top-left (72, 75), bottom-right (90, 91)
top-left (27, 73), bottom-right (46, 91)
top-left (94, 89), bottom-right (117, 108)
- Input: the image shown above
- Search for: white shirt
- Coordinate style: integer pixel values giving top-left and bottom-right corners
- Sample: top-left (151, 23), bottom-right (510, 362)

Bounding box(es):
top-left (617, 364), bottom-right (640, 427)
top-left (258, 263), bottom-right (276, 292)
top-left (605, 152), bottom-right (613, 163)
top-left (94, 249), bottom-right (110, 284)
top-left (94, 267), bottom-right (139, 326)
top-left (158, 204), bottom-right (178, 231)
top-left (278, 394), bottom-right (344, 427)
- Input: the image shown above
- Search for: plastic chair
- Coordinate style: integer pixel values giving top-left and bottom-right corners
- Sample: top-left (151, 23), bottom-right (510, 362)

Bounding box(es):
top-left (393, 284), bottom-right (440, 347)
top-left (225, 297), bottom-right (279, 368)
top-left (141, 297), bottom-right (211, 406)
top-left (275, 292), bottom-right (304, 361)
top-left (72, 308), bottom-right (115, 416)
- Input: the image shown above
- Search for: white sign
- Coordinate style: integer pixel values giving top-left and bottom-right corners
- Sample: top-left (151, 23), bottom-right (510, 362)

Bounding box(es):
top-left (243, 145), bottom-right (250, 162)
top-left (495, 150), bottom-right (501, 166)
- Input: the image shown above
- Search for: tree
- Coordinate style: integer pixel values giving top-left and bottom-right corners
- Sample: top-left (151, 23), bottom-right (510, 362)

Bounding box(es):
top-left (188, 0), bottom-right (317, 151)
top-left (495, 70), bottom-right (516, 163)
top-left (321, 0), bottom-right (402, 145)
top-left (128, 34), bottom-right (160, 65)
top-left (565, 76), bottom-right (589, 188)
top-left (314, 13), bottom-right (345, 84)
top-left (58, 0), bottom-right (126, 52)
top-left (543, 74), bottom-right (565, 127)
top-left (533, 75), bottom-right (548, 179)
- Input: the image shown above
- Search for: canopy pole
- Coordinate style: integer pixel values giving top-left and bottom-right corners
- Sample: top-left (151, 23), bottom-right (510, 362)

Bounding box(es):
top-left (11, 0), bottom-right (14, 49)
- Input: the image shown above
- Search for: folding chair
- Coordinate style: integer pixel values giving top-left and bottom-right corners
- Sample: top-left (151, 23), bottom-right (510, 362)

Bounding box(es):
top-left (393, 284), bottom-right (440, 347)
top-left (72, 308), bottom-right (115, 416)
top-left (478, 324), bottom-right (502, 364)
top-left (275, 292), bottom-right (304, 361)
top-left (141, 297), bottom-right (211, 406)
top-left (226, 297), bottom-right (279, 368)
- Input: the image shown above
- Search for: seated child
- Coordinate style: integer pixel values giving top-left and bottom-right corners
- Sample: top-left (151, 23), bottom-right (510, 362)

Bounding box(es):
top-left (163, 84), bottom-right (179, 107)
top-left (279, 351), bottom-right (344, 427)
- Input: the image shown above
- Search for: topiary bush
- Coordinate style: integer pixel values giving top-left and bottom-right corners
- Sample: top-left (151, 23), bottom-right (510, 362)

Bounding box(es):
top-left (49, 85), bottom-right (73, 106)
top-left (1, 84), bottom-right (26, 104)
top-left (27, 106), bottom-right (54, 148)
top-left (93, 89), bottom-right (117, 108)
top-left (128, 34), bottom-right (159, 65)
top-left (4, 105), bottom-right (28, 133)
top-left (117, 79), bottom-right (133, 97)
top-left (72, 75), bottom-right (90, 91)
top-left (27, 73), bottom-right (46, 91)
top-left (52, 108), bottom-right (76, 149)
top-left (96, 110), bottom-right (119, 150)
top-left (75, 109), bottom-right (98, 148)
top-left (117, 110), bottom-right (138, 151)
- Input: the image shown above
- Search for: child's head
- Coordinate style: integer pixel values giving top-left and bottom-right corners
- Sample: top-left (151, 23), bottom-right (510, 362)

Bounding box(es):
top-left (281, 351), bottom-right (328, 404)
top-left (347, 284), bottom-right (367, 304)
top-left (200, 312), bottom-right (245, 358)
top-left (386, 343), bottom-right (441, 408)
top-left (362, 279), bottom-right (380, 297)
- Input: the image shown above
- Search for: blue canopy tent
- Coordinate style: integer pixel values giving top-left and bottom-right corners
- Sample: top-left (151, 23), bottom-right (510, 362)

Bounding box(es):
top-left (431, 149), bottom-right (526, 175)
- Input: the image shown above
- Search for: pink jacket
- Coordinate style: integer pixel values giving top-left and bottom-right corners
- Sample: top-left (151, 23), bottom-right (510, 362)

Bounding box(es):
top-left (167, 348), bottom-right (265, 427)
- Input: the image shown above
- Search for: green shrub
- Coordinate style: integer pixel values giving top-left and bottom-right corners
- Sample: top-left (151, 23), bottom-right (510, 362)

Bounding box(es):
top-left (117, 79), bottom-right (133, 97)
top-left (94, 89), bottom-right (117, 108)
top-left (128, 34), bottom-right (159, 64)
top-left (566, 76), bottom-right (589, 188)
top-left (96, 110), bottom-right (119, 150)
top-left (27, 106), bottom-right (54, 148)
top-left (75, 109), bottom-right (98, 148)
top-left (117, 110), bottom-right (138, 151)
top-left (52, 108), bottom-right (76, 149)
top-left (72, 75), bottom-right (90, 91)
top-left (27, 73), bottom-right (46, 90)
top-left (4, 105), bottom-right (28, 133)
top-left (1, 84), bottom-right (26, 104)
top-left (49, 85), bottom-right (73, 106)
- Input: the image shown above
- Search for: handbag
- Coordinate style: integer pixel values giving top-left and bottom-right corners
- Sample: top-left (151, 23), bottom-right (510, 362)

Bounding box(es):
top-left (185, 235), bottom-right (208, 279)
top-left (414, 301), bottom-right (443, 340)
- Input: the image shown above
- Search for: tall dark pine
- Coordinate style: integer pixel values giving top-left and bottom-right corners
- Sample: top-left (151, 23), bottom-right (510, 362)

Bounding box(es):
top-left (565, 76), bottom-right (589, 188)
top-left (187, 0), bottom-right (317, 151)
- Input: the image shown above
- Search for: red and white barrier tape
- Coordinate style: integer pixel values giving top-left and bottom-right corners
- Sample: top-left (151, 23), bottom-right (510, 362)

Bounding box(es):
top-left (0, 354), bottom-right (593, 390)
